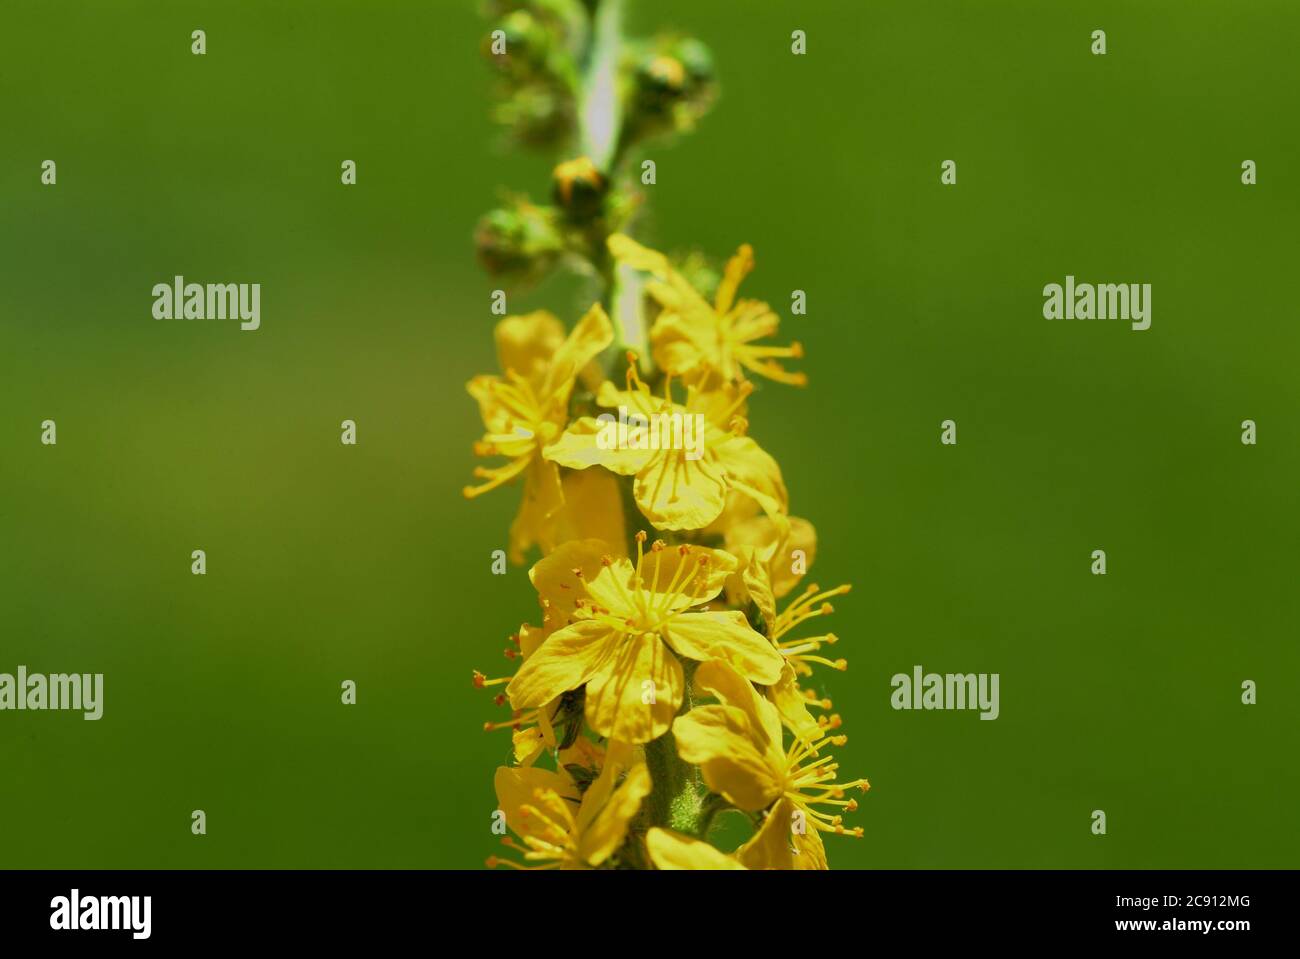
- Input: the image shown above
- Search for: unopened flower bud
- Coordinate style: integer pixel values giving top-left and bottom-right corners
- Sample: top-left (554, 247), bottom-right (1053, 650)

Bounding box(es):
top-left (484, 11), bottom-right (552, 80)
top-left (552, 156), bottom-right (607, 219)
top-left (630, 37), bottom-right (717, 130)
top-left (496, 84), bottom-right (571, 147)
top-left (474, 202), bottom-right (563, 279)
top-left (673, 37), bottom-right (716, 89)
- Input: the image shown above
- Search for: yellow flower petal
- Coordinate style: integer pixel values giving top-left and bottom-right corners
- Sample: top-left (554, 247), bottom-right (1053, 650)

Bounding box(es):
top-left (649, 311), bottom-right (712, 378)
top-left (608, 235), bottom-right (715, 320)
top-left (493, 311), bottom-right (565, 387)
top-left (769, 663), bottom-right (822, 743)
top-left (626, 544), bottom-right (737, 613)
top-left (793, 817), bottom-right (829, 870)
top-left (577, 764), bottom-right (652, 866)
top-left (573, 740), bottom-right (628, 830)
top-left (702, 488), bottom-right (761, 537)
top-left (736, 797), bottom-right (798, 870)
top-left (633, 449), bottom-right (727, 530)
top-left (693, 659), bottom-right (785, 766)
top-left (728, 298), bottom-right (779, 342)
top-left (672, 703), bottom-right (782, 811)
top-left (540, 302), bottom-right (614, 400)
top-left (663, 611), bottom-right (784, 685)
top-left (689, 380), bottom-right (751, 431)
top-left (550, 470), bottom-right (627, 557)
top-left (646, 828), bottom-right (747, 870)
top-left (581, 559), bottom-right (643, 618)
top-left (608, 233), bottom-right (673, 276)
top-left (714, 244), bottom-right (755, 315)
top-left (593, 381), bottom-right (642, 409)
top-left (726, 515), bottom-right (816, 600)
top-left (528, 539), bottom-right (621, 628)
top-left (507, 457), bottom-right (565, 564)
top-left (493, 765), bottom-right (580, 834)
top-left (517, 622), bottom-right (546, 660)
top-left (544, 415), bottom-right (658, 475)
top-left (712, 434), bottom-right (789, 522)
top-left (584, 634), bottom-right (684, 744)
top-left (511, 725), bottom-right (546, 765)
top-left (466, 374), bottom-right (514, 439)
top-left (725, 545), bottom-right (777, 632)
top-left (506, 619), bottom-right (615, 709)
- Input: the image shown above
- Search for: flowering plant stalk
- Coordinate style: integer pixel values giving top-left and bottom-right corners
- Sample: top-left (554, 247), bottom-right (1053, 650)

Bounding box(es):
top-left (467, 0), bottom-right (867, 870)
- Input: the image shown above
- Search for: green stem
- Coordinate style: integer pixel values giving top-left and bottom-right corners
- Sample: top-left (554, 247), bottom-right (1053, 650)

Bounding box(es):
top-left (609, 262), bottom-right (647, 364)
top-left (579, 0), bottom-right (624, 172)
top-left (642, 661), bottom-right (704, 836)
top-left (574, 0), bottom-right (699, 847)
top-left (578, 1), bottom-right (646, 373)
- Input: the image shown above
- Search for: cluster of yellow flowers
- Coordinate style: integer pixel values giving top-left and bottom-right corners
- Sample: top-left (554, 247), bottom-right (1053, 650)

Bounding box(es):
top-left (467, 234), bottom-right (867, 869)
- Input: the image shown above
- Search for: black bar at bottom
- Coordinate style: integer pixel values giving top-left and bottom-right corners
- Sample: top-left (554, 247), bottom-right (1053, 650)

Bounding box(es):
top-left (0, 869), bottom-right (1288, 945)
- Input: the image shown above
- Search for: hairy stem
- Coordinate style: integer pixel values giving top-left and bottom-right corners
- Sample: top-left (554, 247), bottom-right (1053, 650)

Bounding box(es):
top-left (642, 660), bottom-right (704, 836)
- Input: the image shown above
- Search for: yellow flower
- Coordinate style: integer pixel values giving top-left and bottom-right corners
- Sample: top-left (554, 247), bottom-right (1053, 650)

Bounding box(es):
top-left (609, 233), bottom-right (806, 386)
top-left (471, 488), bottom-right (626, 766)
top-left (506, 536), bottom-right (785, 744)
top-left (489, 743), bottom-right (652, 870)
top-left (672, 660), bottom-right (868, 868)
top-left (464, 304), bottom-right (613, 563)
top-left (544, 358), bottom-right (788, 532)
top-left (723, 520), bottom-right (850, 741)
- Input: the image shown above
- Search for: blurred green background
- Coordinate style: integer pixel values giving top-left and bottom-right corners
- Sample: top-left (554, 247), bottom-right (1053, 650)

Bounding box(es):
top-left (2, 0), bottom-right (1297, 869)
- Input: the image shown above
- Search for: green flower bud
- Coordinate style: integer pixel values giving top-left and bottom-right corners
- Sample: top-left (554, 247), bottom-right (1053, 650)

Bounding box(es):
top-left (495, 84), bottom-right (572, 146)
top-left (484, 0), bottom-right (585, 43)
top-left (672, 37), bottom-right (715, 89)
top-left (483, 10), bottom-right (551, 80)
top-left (474, 202), bottom-right (563, 279)
top-left (624, 36), bottom-right (717, 144)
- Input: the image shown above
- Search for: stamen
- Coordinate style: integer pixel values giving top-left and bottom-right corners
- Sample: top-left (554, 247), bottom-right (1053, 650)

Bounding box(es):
top-left (717, 381), bottom-right (754, 424)
top-left (624, 352), bottom-right (647, 393)
top-left (652, 546), bottom-right (699, 616)
top-left (462, 453), bottom-right (532, 498)
top-left (633, 531), bottom-right (647, 593)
